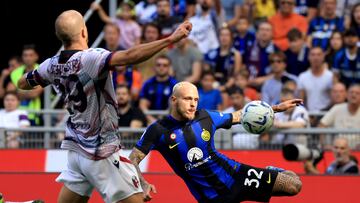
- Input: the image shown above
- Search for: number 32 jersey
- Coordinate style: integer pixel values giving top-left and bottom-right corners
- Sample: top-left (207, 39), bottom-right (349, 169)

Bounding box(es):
top-left (36, 48), bottom-right (119, 159)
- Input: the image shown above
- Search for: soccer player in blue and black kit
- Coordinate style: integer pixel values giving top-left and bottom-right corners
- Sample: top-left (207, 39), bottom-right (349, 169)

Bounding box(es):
top-left (130, 82), bottom-right (302, 202)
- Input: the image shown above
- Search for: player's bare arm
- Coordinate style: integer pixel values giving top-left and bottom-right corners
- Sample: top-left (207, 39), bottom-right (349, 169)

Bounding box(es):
top-left (231, 99), bottom-right (303, 124)
top-left (272, 172), bottom-right (302, 196)
top-left (129, 147), bottom-right (157, 202)
top-left (110, 21), bottom-right (192, 66)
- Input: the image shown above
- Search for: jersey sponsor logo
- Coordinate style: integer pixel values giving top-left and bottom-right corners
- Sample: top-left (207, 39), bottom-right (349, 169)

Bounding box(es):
top-left (187, 147), bottom-right (203, 162)
top-left (184, 156), bottom-right (212, 171)
top-left (201, 129), bottom-right (210, 142)
top-left (170, 133), bottom-right (176, 140)
top-left (267, 173), bottom-right (271, 184)
top-left (132, 175), bottom-right (140, 188)
top-left (169, 142), bottom-right (180, 149)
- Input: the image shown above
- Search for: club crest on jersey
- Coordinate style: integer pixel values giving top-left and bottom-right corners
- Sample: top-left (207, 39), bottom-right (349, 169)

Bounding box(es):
top-left (201, 129), bottom-right (210, 141)
top-left (170, 133), bottom-right (176, 140)
top-left (132, 176), bottom-right (139, 188)
top-left (187, 147), bottom-right (203, 162)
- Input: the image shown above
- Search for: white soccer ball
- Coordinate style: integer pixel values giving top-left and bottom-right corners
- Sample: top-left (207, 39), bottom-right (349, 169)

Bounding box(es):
top-left (241, 100), bottom-right (274, 134)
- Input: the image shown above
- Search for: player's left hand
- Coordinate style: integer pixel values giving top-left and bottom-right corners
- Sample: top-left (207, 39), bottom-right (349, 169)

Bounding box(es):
top-left (143, 182), bottom-right (157, 202)
top-left (273, 99), bottom-right (303, 112)
top-left (169, 21), bottom-right (192, 43)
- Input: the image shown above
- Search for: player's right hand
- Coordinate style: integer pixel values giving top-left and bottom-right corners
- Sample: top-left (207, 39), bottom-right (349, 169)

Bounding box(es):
top-left (169, 21), bottom-right (192, 43)
top-left (143, 182), bottom-right (157, 202)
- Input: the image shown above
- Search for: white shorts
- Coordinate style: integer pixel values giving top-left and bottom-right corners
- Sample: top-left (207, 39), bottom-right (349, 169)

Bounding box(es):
top-left (56, 150), bottom-right (143, 203)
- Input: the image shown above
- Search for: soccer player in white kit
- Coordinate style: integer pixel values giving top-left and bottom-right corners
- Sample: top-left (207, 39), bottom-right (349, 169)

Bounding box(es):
top-left (18, 10), bottom-right (192, 203)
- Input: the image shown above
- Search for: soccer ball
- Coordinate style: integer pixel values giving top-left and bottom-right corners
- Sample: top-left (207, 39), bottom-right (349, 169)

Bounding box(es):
top-left (241, 100), bottom-right (274, 134)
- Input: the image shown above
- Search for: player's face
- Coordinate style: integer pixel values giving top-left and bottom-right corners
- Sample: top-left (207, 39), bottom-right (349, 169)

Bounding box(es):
top-left (333, 139), bottom-right (350, 163)
top-left (22, 49), bottom-right (38, 67)
top-left (4, 94), bottom-right (19, 112)
top-left (116, 87), bottom-right (130, 106)
top-left (174, 87), bottom-right (199, 120)
top-left (347, 86), bottom-right (360, 105)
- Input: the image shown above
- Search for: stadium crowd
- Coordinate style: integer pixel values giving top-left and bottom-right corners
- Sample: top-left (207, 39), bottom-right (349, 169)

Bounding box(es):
top-left (0, 0), bottom-right (360, 151)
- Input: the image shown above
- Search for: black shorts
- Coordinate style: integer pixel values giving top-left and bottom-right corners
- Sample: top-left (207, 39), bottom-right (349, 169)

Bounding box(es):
top-left (205, 164), bottom-right (278, 203)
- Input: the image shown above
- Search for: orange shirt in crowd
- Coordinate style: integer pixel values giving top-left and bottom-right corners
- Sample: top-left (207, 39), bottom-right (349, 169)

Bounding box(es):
top-left (269, 12), bottom-right (308, 51)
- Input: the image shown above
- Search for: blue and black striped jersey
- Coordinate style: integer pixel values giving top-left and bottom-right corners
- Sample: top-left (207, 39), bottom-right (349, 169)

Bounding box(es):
top-left (135, 109), bottom-right (241, 201)
top-left (333, 48), bottom-right (360, 87)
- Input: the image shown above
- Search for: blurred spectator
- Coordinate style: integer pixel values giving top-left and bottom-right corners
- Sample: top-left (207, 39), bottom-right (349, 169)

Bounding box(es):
top-left (197, 71), bottom-right (223, 110)
top-left (336, 0), bottom-right (358, 24)
top-left (233, 17), bottom-right (256, 55)
top-left (251, 0), bottom-right (276, 24)
top-left (304, 137), bottom-right (359, 174)
top-left (349, 3), bottom-right (360, 38)
top-left (244, 21), bottom-right (279, 86)
top-left (204, 27), bottom-right (242, 89)
top-left (170, 0), bottom-right (196, 18)
top-left (135, 0), bottom-right (157, 24)
top-left (307, 0), bottom-right (345, 50)
top-left (0, 91), bottom-right (30, 148)
top-left (167, 38), bottom-right (203, 83)
top-left (261, 51), bottom-right (298, 105)
top-left (269, 0), bottom-right (308, 51)
top-left (324, 82), bottom-right (347, 110)
top-left (294, 0), bottom-right (319, 22)
top-left (8, 45), bottom-right (43, 125)
top-left (272, 88), bottom-right (309, 145)
top-left (0, 56), bottom-right (22, 107)
top-left (333, 29), bottom-right (360, 87)
top-left (285, 28), bottom-right (310, 76)
top-left (92, 1), bottom-right (141, 49)
top-left (102, 23), bottom-right (125, 51)
top-left (325, 31), bottom-right (343, 69)
top-left (136, 23), bottom-right (167, 81)
top-left (220, 0), bottom-right (243, 27)
top-left (139, 55), bottom-right (177, 123)
top-left (319, 84), bottom-right (360, 149)
top-left (223, 86), bottom-right (259, 149)
top-left (154, 0), bottom-right (183, 38)
top-left (116, 85), bottom-right (147, 128)
top-left (298, 47), bottom-right (333, 112)
top-left (233, 70), bottom-right (260, 101)
top-left (188, 0), bottom-right (220, 54)
top-left (112, 65), bottom-right (142, 101)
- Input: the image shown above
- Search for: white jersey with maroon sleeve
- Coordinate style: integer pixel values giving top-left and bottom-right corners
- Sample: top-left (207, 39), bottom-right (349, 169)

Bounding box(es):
top-left (37, 48), bottom-right (119, 159)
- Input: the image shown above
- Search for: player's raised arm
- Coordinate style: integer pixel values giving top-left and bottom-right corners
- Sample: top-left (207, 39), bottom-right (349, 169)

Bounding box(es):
top-left (129, 147), bottom-right (157, 202)
top-left (109, 21), bottom-right (192, 66)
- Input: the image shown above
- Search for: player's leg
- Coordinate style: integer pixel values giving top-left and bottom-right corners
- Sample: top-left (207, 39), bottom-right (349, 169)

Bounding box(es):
top-left (117, 193), bottom-right (144, 203)
top-left (271, 170), bottom-right (302, 196)
top-left (58, 185), bottom-right (89, 203)
top-left (82, 152), bottom-right (144, 203)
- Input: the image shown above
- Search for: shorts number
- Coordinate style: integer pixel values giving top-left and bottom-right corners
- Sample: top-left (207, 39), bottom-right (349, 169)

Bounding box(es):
top-left (244, 169), bottom-right (263, 188)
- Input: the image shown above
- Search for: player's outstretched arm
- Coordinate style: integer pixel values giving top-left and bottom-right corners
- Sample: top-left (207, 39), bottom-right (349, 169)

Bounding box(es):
top-left (272, 99), bottom-right (303, 113)
top-left (272, 170), bottom-right (302, 196)
top-left (129, 147), bottom-right (157, 202)
top-left (109, 21), bottom-right (192, 66)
